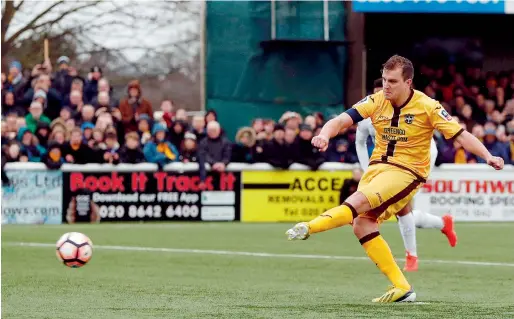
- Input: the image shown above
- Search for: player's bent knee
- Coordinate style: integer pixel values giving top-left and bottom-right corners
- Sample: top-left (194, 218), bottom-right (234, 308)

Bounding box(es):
top-left (353, 216), bottom-right (379, 239)
top-left (345, 191), bottom-right (372, 214)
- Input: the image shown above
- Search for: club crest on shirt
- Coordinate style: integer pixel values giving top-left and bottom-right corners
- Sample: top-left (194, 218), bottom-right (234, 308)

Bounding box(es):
top-left (438, 109), bottom-right (453, 121)
top-left (404, 114), bottom-right (415, 124)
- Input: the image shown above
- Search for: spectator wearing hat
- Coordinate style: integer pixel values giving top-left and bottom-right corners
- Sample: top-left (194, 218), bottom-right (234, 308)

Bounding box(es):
top-left (42, 141), bottom-right (65, 169)
top-left (304, 115), bottom-right (317, 131)
top-left (296, 124), bottom-right (325, 170)
top-left (280, 111), bottom-right (302, 132)
top-left (478, 126), bottom-right (510, 164)
top-left (25, 101), bottom-right (51, 133)
top-left (119, 80), bottom-right (153, 134)
top-left (81, 122), bottom-right (95, 142)
top-left (137, 114), bottom-right (153, 145)
top-left (231, 127), bottom-right (257, 163)
top-left (326, 138), bottom-right (358, 163)
top-left (143, 124), bottom-right (179, 166)
top-left (264, 124), bottom-right (289, 169)
top-left (52, 56), bottom-right (73, 97)
top-left (33, 89), bottom-right (47, 106)
top-left (180, 132), bottom-right (199, 163)
top-left (8, 61), bottom-right (27, 101)
top-left (119, 132), bottom-right (145, 164)
top-left (180, 132), bottom-right (207, 181)
top-left (198, 121), bottom-right (231, 173)
top-left (17, 127), bottom-right (46, 162)
top-left (62, 127), bottom-right (96, 164)
top-left (84, 66), bottom-right (103, 102)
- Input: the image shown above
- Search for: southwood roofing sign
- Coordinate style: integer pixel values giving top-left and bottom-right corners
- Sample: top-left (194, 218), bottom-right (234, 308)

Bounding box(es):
top-left (352, 0), bottom-right (514, 14)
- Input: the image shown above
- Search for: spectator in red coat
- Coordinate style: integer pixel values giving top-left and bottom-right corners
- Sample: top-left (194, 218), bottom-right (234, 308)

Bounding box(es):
top-left (118, 80), bottom-right (153, 133)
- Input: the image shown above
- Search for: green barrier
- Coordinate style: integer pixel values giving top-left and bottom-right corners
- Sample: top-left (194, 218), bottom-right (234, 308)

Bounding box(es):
top-left (206, 1), bottom-right (347, 140)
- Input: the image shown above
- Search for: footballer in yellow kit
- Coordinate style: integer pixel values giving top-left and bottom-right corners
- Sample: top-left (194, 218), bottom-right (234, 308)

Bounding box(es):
top-left (353, 88), bottom-right (463, 222)
top-left (285, 55), bottom-right (505, 304)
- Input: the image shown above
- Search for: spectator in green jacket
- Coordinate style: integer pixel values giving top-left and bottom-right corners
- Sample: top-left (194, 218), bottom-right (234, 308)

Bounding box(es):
top-left (25, 101), bottom-right (51, 133)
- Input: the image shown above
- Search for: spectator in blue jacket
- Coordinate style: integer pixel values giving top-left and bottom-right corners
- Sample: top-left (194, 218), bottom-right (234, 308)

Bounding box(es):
top-left (143, 124), bottom-right (180, 166)
top-left (478, 128), bottom-right (510, 164)
top-left (17, 127), bottom-right (46, 162)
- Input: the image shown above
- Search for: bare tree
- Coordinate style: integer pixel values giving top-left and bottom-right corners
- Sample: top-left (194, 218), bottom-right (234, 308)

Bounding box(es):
top-left (1, 0), bottom-right (200, 76)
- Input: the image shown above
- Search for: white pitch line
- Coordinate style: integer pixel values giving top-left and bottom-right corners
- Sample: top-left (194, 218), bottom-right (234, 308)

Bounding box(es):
top-left (6, 242), bottom-right (514, 267)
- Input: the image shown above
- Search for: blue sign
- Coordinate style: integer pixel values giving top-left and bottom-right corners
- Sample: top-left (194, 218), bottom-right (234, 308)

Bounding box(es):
top-left (352, 0), bottom-right (513, 14)
top-left (2, 170), bottom-right (63, 224)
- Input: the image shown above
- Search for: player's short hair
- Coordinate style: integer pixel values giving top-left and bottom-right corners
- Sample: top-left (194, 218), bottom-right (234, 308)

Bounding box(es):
top-left (373, 78), bottom-right (383, 89)
top-left (382, 55), bottom-right (414, 81)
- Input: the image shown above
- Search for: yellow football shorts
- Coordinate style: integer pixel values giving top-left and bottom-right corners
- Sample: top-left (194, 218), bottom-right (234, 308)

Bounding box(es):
top-left (357, 163), bottom-right (424, 222)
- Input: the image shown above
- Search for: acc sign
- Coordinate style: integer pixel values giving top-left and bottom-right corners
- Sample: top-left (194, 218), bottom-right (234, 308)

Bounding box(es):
top-left (241, 170), bottom-right (352, 222)
top-left (352, 0), bottom-right (514, 14)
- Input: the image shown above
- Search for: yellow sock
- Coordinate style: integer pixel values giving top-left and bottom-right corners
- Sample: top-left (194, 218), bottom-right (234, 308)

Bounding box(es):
top-left (361, 232), bottom-right (411, 291)
top-left (308, 202), bottom-right (358, 234)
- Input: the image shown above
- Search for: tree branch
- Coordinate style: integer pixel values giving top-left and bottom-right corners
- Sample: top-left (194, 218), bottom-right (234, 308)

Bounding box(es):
top-left (15, 0), bottom-right (25, 11)
top-left (4, 1), bottom-right (64, 46)
top-left (4, 1), bottom-right (105, 47)
top-left (1, 0), bottom-right (16, 46)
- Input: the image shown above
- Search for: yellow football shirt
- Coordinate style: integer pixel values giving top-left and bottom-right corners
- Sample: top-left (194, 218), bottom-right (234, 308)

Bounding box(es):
top-left (350, 89), bottom-right (463, 180)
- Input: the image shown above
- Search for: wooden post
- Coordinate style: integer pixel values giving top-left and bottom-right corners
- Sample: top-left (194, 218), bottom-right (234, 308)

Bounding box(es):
top-left (44, 38), bottom-right (49, 61)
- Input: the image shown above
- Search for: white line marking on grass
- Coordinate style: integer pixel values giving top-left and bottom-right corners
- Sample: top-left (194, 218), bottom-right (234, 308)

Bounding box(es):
top-left (7, 242), bottom-right (514, 267)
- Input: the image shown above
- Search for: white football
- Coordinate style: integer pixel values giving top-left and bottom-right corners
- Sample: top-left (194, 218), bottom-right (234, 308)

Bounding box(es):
top-left (55, 232), bottom-right (93, 268)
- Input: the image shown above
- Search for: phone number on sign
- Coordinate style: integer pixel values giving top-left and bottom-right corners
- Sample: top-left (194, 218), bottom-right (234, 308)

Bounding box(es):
top-left (98, 205), bottom-right (200, 219)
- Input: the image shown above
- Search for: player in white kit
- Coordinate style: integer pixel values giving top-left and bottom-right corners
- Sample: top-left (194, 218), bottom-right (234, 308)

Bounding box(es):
top-left (355, 79), bottom-right (457, 272)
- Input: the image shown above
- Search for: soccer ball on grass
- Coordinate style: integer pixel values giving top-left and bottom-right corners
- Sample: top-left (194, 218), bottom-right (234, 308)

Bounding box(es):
top-left (56, 232), bottom-right (93, 268)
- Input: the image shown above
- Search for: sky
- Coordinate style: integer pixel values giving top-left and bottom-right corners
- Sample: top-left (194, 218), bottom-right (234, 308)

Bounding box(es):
top-left (5, 0), bottom-right (201, 70)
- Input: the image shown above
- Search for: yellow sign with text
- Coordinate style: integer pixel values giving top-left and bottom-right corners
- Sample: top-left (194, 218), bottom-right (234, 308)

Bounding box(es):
top-left (242, 171), bottom-right (353, 222)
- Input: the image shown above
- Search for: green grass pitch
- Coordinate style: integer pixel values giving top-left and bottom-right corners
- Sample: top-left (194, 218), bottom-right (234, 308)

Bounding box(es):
top-left (2, 222), bottom-right (514, 318)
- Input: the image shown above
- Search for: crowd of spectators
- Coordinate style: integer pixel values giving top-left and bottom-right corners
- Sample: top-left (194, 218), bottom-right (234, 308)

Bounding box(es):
top-left (1, 57), bottom-right (513, 176)
top-left (415, 64), bottom-right (514, 165)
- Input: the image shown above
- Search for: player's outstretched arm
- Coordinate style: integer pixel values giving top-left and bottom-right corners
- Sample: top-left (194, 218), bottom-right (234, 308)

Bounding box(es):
top-left (455, 131), bottom-right (504, 170)
top-left (312, 113), bottom-right (354, 152)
